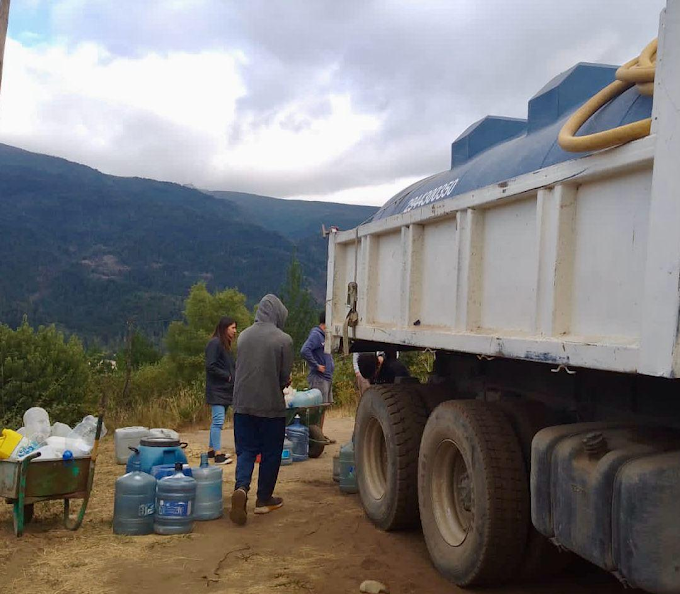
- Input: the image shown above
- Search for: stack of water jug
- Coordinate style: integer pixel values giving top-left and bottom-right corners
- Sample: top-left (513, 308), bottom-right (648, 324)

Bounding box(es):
top-left (113, 448), bottom-right (224, 536)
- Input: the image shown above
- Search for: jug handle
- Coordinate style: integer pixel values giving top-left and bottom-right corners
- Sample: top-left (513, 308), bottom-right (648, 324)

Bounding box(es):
top-left (180, 442), bottom-right (188, 449)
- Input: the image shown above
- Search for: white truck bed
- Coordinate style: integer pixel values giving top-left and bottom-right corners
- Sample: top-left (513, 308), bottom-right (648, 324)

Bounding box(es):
top-left (326, 4), bottom-right (680, 379)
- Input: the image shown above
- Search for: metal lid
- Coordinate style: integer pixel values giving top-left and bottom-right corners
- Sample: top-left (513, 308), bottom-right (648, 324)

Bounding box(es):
top-left (139, 436), bottom-right (181, 448)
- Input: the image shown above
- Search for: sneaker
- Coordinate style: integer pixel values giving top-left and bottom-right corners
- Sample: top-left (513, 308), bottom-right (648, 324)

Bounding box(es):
top-left (254, 496), bottom-right (284, 515)
top-left (207, 450), bottom-right (216, 459)
top-left (214, 453), bottom-right (232, 465)
top-left (229, 488), bottom-right (248, 525)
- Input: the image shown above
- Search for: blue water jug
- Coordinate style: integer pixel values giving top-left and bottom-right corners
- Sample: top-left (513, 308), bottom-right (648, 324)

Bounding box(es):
top-left (193, 453), bottom-right (223, 521)
top-left (150, 464), bottom-right (193, 480)
top-left (287, 388), bottom-right (323, 408)
top-left (154, 462), bottom-right (197, 535)
top-left (281, 437), bottom-right (294, 466)
top-left (339, 441), bottom-right (358, 494)
top-left (286, 415), bottom-right (309, 462)
top-left (113, 453), bottom-right (157, 535)
top-left (126, 436), bottom-right (188, 474)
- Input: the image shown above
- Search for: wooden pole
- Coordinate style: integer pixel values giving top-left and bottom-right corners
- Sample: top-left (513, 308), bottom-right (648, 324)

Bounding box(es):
top-left (0, 0), bottom-right (10, 97)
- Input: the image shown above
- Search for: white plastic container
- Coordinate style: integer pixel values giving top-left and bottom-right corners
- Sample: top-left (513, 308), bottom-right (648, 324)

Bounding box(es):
top-left (114, 427), bottom-right (150, 465)
top-left (45, 436), bottom-right (90, 457)
top-left (51, 422), bottom-right (72, 438)
top-left (149, 428), bottom-right (180, 441)
top-left (34, 444), bottom-right (60, 460)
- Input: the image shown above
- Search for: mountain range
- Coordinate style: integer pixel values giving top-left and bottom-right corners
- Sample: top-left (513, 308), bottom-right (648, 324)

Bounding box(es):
top-left (0, 143), bottom-right (377, 345)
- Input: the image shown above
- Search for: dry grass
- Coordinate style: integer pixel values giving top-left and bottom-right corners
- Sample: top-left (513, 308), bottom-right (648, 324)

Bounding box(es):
top-left (106, 384), bottom-right (211, 430)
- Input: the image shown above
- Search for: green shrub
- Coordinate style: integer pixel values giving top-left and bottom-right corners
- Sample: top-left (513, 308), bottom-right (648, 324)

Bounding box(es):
top-left (0, 320), bottom-right (93, 429)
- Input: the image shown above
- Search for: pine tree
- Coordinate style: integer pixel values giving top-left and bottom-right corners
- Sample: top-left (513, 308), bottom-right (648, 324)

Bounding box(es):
top-left (165, 283), bottom-right (253, 381)
top-left (280, 252), bottom-right (319, 357)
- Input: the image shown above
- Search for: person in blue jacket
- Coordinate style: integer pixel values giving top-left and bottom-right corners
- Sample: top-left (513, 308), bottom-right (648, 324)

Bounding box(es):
top-left (300, 311), bottom-right (335, 442)
top-left (205, 316), bottom-right (237, 465)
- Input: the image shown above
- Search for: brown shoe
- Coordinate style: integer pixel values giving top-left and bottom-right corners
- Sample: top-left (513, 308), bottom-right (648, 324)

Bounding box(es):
top-left (229, 488), bottom-right (248, 525)
top-left (254, 496), bottom-right (284, 515)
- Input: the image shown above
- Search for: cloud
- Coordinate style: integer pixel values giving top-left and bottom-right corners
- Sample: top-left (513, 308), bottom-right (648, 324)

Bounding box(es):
top-left (0, 0), bottom-right (668, 205)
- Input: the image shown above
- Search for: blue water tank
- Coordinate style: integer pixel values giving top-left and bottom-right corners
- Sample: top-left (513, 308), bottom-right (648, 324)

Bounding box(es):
top-left (372, 62), bottom-right (653, 222)
top-left (287, 388), bottom-right (323, 409)
top-left (150, 464), bottom-right (193, 481)
top-left (126, 436), bottom-right (188, 474)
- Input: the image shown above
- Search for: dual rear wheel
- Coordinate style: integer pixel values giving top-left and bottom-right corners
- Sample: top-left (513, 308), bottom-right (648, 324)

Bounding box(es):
top-left (355, 386), bottom-right (564, 586)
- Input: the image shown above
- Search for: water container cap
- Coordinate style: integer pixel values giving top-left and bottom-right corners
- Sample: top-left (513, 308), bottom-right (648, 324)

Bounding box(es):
top-left (62, 450), bottom-right (74, 461)
top-left (130, 456), bottom-right (141, 471)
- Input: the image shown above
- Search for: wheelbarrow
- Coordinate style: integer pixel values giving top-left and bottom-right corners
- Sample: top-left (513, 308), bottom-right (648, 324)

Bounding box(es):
top-left (1, 405), bottom-right (106, 537)
top-left (286, 403), bottom-right (332, 459)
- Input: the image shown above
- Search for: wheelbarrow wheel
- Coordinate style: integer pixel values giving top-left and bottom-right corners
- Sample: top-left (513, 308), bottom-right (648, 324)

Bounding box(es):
top-left (308, 425), bottom-right (326, 459)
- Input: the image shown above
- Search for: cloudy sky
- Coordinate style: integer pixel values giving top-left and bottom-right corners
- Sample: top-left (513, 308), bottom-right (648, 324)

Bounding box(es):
top-left (0, 0), bottom-right (667, 205)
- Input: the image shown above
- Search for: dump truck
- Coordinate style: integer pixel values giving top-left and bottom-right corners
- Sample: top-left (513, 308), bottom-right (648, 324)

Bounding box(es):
top-left (325, 3), bottom-right (680, 593)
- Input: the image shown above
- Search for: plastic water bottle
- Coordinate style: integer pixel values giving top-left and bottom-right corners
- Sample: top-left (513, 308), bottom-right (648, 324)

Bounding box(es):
top-left (113, 454), bottom-right (157, 535)
top-left (339, 441), bottom-right (358, 494)
top-left (10, 436), bottom-right (42, 460)
top-left (193, 453), bottom-right (223, 521)
top-left (281, 437), bottom-right (294, 466)
top-left (154, 462), bottom-right (197, 535)
top-left (68, 415), bottom-right (105, 450)
top-left (51, 422), bottom-right (72, 438)
top-left (286, 415), bottom-right (309, 462)
top-left (23, 407), bottom-right (51, 441)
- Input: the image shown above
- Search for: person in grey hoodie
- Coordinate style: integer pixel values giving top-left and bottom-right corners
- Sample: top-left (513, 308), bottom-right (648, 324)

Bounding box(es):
top-left (229, 294), bottom-right (294, 525)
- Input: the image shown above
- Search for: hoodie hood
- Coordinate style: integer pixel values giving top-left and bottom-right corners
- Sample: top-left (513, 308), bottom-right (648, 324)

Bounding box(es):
top-left (255, 294), bottom-right (288, 329)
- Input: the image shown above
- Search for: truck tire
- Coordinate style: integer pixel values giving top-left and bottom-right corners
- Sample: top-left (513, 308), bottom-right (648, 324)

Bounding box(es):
top-left (418, 400), bottom-right (529, 586)
top-left (496, 400), bottom-right (571, 581)
top-left (355, 385), bottom-right (428, 531)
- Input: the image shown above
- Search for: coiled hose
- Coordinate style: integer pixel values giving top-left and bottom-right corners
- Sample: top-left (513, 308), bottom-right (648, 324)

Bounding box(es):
top-left (558, 39), bottom-right (657, 152)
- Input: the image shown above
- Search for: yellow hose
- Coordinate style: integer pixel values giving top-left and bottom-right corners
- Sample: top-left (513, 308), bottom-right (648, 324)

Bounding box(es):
top-left (558, 39), bottom-right (657, 152)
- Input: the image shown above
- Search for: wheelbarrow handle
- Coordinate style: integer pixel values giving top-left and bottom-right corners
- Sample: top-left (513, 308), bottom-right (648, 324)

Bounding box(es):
top-left (63, 392), bottom-right (108, 531)
top-left (13, 451), bottom-right (41, 537)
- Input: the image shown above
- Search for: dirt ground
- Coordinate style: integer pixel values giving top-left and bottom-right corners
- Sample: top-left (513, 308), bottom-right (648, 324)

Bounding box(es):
top-left (1, 416), bottom-right (631, 594)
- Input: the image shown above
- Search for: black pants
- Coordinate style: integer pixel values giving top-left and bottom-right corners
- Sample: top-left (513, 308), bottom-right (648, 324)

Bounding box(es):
top-left (233, 413), bottom-right (285, 502)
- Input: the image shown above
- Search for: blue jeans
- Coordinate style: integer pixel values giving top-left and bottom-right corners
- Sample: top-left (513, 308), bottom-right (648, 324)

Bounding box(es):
top-left (233, 413), bottom-right (285, 502)
top-left (209, 405), bottom-right (227, 451)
